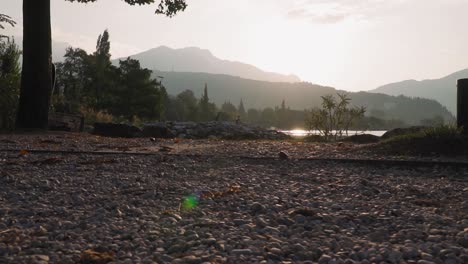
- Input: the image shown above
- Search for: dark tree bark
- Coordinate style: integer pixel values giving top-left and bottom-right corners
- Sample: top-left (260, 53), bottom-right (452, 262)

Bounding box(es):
top-left (16, 0), bottom-right (52, 129)
top-left (457, 79), bottom-right (468, 134)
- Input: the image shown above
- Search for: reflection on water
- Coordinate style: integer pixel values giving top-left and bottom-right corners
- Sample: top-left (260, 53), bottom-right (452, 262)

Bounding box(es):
top-left (281, 129), bottom-right (387, 137)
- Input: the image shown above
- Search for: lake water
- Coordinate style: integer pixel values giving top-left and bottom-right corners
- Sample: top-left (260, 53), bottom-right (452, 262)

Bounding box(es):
top-left (281, 129), bottom-right (387, 137)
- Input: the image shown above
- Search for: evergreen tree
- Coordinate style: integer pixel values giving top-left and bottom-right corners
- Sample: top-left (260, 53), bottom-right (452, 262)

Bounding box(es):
top-left (201, 83), bottom-right (209, 105)
top-left (246, 108), bottom-right (260, 124)
top-left (89, 30), bottom-right (116, 108)
top-left (53, 47), bottom-right (90, 112)
top-left (198, 83), bottom-right (216, 121)
top-left (176, 90), bottom-right (199, 121)
top-left (113, 58), bottom-right (163, 121)
top-left (220, 101), bottom-right (237, 121)
top-left (238, 99), bottom-right (246, 118)
top-left (159, 86), bottom-right (169, 120)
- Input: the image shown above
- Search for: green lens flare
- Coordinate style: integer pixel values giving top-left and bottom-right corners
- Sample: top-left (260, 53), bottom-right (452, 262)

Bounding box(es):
top-left (182, 195), bottom-right (198, 210)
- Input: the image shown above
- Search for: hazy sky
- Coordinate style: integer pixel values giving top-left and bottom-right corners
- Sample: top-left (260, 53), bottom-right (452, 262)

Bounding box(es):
top-left (2, 0), bottom-right (468, 91)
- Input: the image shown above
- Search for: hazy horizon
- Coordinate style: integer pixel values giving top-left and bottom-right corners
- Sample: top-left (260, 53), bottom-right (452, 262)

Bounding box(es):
top-left (2, 0), bottom-right (468, 91)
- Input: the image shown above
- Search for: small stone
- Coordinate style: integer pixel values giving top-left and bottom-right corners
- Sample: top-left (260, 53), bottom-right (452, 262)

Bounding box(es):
top-left (266, 252), bottom-right (281, 261)
top-left (202, 238), bottom-right (217, 246)
top-left (456, 231), bottom-right (468, 247)
top-left (31, 255), bottom-right (50, 262)
top-left (421, 252), bottom-right (433, 260)
top-left (232, 249), bottom-right (253, 255)
top-left (318, 254), bottom-right (332, 264)
top-left (417, 261), bottom-right (436, 264)
top-left (368, 230), bottom-right (388, 242)
top-left (215, 243), bottom-right (225, 251)
top-left (294, 214), bottom-right (306, 224)
top-left (276, 216), bottom-right (294, 226)
top-left (168, 213), bottom-right (182, 221)
top-left (181, 255), bottom-right (202, 264)
top-left (34, 226), bottom-right (48, 236)
top-left (251, 202), bottom-right (266, 213)
top-left (402, 247), bottom-right (419, 259)
top-left (233, 219), bottom-right (250, 226)
top-left (387, 251), bottom-right (402, 263)
top-left (278, 151), bottom-right (289, 160)
top-left (269, 247), bottom-right (282, 256)
top-left (427, 235), bottom-right (443, 242)
top-left (255, 217), bottom-right (268, 228)
top-left (167, 242), bottom-right (188, 254)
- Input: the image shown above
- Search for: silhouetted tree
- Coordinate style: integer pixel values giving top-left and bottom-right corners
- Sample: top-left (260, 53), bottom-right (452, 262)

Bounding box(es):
top-left (112, 58), bottom-right (163, 121)
top-left (88, 30), bottom-right (117, 108)
top-left (220, 101), bottom-right (237, 121)
top-left (16, 0), bottom-right (187, 129)
top-left (53, 47), bottom-right (90, 112)
top-left (238, 99), bottom-right (246, 119)
top-left (198, 83), bottom-right (216, 121)
top-left (159, 86), bottom-right (169, 120)
top-left (176, 90), bottom-right (199, 121)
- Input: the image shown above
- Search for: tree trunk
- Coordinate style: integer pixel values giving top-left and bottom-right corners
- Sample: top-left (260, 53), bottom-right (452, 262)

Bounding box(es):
top-left (458, 79), bottom-right (468, 134)
top-left (16, 0), bottom-right (52, 129)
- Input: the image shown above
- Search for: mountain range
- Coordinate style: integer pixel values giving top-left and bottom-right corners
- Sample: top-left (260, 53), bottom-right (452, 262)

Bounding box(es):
top-left (116, 46), bottom-right (300, 83)
top-left (371, 69), bottom-right (468, 114)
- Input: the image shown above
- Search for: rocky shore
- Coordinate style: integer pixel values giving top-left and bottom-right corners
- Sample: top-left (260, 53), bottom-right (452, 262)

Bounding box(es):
top-left (0, 134), bottom-right (467, 263)
top-left (92, 121), bottom-right (290, 140)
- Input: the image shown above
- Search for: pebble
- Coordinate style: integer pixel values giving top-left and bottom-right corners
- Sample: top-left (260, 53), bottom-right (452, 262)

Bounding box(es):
top-left (251, 202), bottom-right (266, 213)
top-left (231, 249), bottom-right (253, 255)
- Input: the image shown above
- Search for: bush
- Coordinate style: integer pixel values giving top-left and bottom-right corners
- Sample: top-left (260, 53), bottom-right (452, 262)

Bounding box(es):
top-left (79, 106), bottom-right (114, 126)
top-left (305, 93), bottom-right (365, 141)
top-left (0, 38), bottom-right (21, 130)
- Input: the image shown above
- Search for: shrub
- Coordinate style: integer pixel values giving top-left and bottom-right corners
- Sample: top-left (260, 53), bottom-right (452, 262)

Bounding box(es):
top-left (79, 106), bottom-right (114, 126)
top-left (305, 93), bottom-right (365, 141)
top-left (0, 38), bottom-right (21, 130)
top-left (381, 124), bottom-right (467, 155)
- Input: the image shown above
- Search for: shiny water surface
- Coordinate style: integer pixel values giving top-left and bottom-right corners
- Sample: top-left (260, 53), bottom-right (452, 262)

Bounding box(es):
top-left (281, 129), bottom-right (387, 137)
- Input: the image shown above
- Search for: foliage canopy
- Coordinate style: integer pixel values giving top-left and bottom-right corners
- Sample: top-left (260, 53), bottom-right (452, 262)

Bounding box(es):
top-left (65, 0), bottom-right (187, 17)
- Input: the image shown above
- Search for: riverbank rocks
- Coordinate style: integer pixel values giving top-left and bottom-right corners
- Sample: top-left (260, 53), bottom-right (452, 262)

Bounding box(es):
top-left (93, 122), bottom-right (142, 138)
top-left (144, 121), bottom-right (290, 140)
top-left (142, 123), bottom-right (175, 138)
top-left (92, 121), bottom-right (289, 140)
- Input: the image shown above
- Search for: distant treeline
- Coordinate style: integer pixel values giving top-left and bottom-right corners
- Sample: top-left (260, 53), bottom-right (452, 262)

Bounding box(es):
top-left (162, 89), bottom-right (446, 130)
top-left (152, 72), bottom-right (455, 126)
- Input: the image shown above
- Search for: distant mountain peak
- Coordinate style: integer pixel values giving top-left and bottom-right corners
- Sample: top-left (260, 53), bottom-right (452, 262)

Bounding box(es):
top-left (371, 68), bottom-right (468, 114)
top-left (117, 45), bottom-right (301, 83)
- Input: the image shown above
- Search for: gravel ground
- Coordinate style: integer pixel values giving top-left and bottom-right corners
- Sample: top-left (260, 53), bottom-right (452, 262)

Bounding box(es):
top-left (1, 132), bottom-right (467, 162)
top-left (0, 134), bottom-right (467, 263)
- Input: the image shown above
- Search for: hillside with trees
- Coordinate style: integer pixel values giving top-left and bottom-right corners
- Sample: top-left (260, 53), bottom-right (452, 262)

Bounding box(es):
top-left (371, 68), bottom-right (468, 114)
top-left (153, 71), bottom-right (454, 126)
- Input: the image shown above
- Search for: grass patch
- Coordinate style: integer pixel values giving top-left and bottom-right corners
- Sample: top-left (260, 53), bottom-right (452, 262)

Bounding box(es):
top-left (379, 125), bottom-right (468, 156)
